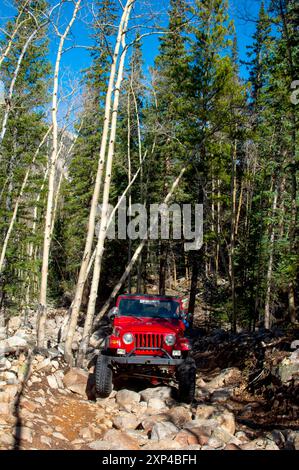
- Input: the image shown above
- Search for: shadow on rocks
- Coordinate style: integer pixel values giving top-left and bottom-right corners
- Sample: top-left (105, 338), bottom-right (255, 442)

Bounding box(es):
top-left (12, 351), bottom-right (33, 450)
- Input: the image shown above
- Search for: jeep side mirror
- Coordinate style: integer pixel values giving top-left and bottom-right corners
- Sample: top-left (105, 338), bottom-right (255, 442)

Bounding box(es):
top-left (108, 307), bottom-right (119, 321)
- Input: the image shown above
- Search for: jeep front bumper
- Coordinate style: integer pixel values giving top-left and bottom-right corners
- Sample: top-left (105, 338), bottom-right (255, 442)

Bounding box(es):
top-left (105, 355), bottom-right (184, 366)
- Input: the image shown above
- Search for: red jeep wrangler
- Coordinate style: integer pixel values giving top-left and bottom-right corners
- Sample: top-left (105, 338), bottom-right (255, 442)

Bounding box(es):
top-left (95, 294), bottom-right (196, 403)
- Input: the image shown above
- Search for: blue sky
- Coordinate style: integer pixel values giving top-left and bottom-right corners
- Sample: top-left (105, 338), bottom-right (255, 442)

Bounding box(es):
top-left (0, 0), bottom-right (263, 116)
top-left (57, 0), bottom-right (261, 81)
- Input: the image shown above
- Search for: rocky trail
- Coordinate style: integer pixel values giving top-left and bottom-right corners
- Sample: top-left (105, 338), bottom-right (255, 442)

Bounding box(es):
top-left (0, 312), bottom-right (298, 451)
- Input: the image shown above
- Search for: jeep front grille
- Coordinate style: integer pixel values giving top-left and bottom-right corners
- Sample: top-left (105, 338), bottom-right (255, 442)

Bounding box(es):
top-left (134, 333), bottom-right (163, 349)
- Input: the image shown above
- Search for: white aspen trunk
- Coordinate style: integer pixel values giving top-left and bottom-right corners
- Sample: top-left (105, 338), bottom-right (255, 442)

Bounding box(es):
top-left (64, 1), bottom-right (133, 364)
top-left (230, 138), bottom-right (237, 332)
top-left (0, 0), bottom-right (31, 69)
top-left (0, 28), bottom-right (39, 148)
top-left (95, 166), bottom-right (187, 322)
top-left (50, 129), bottom-right (79, 237)
top-left (130, 83), bottom-right (143, 292)
top-left (76, 3), bottom-right (134, 366)
top-left (24, 167), bottom-right (48, 310)
top-left (0, 127), bottom-right (51, 274)
top-left (127, 88), bottom-right (132, 293)
top-left (264, 187), bottom-right (278, 329)
top-left (235, 180), bottom-right (243, 236)
top-left (37, 0), bottom-right (82, 348)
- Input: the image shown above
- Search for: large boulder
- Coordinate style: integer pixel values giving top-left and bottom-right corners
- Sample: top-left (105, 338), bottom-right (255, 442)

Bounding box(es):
top-left (168, 406), bottom-right (192, 427)
top-left (275, 350), bottom-right (299, 383)
top-left (206, 368), bottom-right (242, 390)
top-left (141, 414), bottom-right (169, 433)
top-left (213, 410), bottom-right (236, 435)
top-left (116, 389), bottom-right (140, 411)
top-left (0, 335), bottom-right (28, 353)
top-left (113, 413), bottom-right (140, 431)
top-left (140, 386), bottom-right (172, 403)
top-left (63, 368), bottom-right (89, 396)
top-left (147, 398), bottom-right (167, 412)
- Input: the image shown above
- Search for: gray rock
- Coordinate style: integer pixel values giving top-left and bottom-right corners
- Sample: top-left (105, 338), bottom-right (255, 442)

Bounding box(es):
top-left (276, 350), bottom-right (299, 383)
top-left (206, 368), bottom-right (242, 390)
top-left (210, 387), bottom-right (234, 403)
top-left (168, 406), bottom-right (192, 427)
top-left (140, 386), bottom-right (172, 403)
top-left (113, 413), bottom-right (140, 431)
top-left (116, 389), bottom-right (140, 411)
top-left (0, 335), bottom-right (27, 352)
top-left (151, 421), bottom-right (179, 441)
top-left (267, 430), bottom-right (285, 447)
top-left (208, 436), bottom-right (225, 449)
top-left (147, 398), bottom-right (166, 411)
top-left (212, 427), bottom-right (238, 445)
top-left (213, 410), bottom-right (236, 435)
top-left (240, 438), bottom-right (279, 450)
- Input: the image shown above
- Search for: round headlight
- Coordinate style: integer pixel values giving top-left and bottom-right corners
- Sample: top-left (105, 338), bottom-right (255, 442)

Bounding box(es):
top-left (123, 333), bottom-right (134, 345)
top-left (164, 334), bottom-right (176, 346)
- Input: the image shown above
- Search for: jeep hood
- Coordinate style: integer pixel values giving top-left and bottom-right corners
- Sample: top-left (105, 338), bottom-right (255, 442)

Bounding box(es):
top-left (114, 316), bottom-right (184, 335)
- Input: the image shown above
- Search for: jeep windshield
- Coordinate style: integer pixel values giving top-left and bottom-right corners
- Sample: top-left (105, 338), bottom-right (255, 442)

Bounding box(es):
top-left (118, 298), bottom-right (181, 319)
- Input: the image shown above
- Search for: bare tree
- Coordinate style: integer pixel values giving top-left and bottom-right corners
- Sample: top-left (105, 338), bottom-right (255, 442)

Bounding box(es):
top-left (76, 0), bottom-right (135, 366)
top-left (64, 0), bottom-right (135, 364)
top-left (264, 182), bottom-right (278, 329)
top-left (37, 0), bottom-right (82, 348)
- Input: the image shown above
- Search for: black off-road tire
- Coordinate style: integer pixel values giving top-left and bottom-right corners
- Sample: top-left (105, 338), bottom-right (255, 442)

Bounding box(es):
top-left (95, 354), bottom-right (113, 398)
top-left (177, 357), bottom-right (196, 404)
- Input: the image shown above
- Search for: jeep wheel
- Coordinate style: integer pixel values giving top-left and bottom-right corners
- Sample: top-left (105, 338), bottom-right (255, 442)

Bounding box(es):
top-left (95, 354), bottom-right (113, 398)
top-left (177, 357), bottom-right (196, 404)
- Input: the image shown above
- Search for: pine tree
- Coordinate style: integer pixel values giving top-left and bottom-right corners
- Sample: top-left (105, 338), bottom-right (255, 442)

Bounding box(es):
top-left (0, 0), bottom-right (50, 314)
top-left (147, 0), bottom-right (191, 295)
